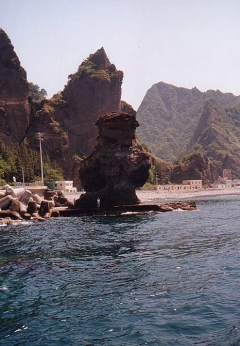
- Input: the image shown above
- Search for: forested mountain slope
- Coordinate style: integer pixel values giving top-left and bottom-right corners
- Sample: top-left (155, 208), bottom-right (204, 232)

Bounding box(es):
top-left (186, 99), bottom-right (240, 178)
top-left (137, 82), bottom-right (240, 163)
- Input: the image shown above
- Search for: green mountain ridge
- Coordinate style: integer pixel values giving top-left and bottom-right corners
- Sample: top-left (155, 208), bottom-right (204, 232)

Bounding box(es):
top-left (137, 82), bottom-right (240, 178)
top-left (137, 82), bottom-right (240, 162)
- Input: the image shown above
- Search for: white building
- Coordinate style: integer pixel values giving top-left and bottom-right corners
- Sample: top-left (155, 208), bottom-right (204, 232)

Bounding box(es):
top-left (158, 179), bottom-right (202, 191)
top-left (182, 180), bottom-right (202, 189)
top-left (55, 181), bottom-right (77, 193)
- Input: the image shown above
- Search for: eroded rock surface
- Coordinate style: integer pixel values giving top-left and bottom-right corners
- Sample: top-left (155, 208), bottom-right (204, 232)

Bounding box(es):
top-left (59, 47), bottom-right (123, 155)
top-left (77, 112), bottom-right (151, 207)
top-left (0, 29), bottom-right (30, 144)
top-left (24, 47), bottom-right (124, 189)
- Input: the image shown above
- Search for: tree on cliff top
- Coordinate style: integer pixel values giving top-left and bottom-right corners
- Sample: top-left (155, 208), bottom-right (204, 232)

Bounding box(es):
top-left (28, 82), bottom-right (47, 101)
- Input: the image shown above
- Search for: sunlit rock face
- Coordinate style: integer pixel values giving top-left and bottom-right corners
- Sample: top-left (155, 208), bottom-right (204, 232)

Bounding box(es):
top-left (77, 112), bottom-right (151, 207)
top-left (0, 29), bottom-right (30, 144)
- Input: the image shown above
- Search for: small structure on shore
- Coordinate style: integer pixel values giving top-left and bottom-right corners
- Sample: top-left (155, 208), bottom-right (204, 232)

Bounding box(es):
top-left (76, 112), bottom-right (151, 208)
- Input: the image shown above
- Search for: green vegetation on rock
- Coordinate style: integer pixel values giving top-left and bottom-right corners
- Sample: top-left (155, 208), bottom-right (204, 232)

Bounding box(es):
top-left (137, 82), bottom-right (240, 178)
top-left (68, 48), bottom-right (123, 83)
top-left (28, 82), bottom-right (47, 101)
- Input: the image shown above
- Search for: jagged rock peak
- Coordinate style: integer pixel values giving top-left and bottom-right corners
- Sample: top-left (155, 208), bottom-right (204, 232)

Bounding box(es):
top-left (62, 48), bottom-right (123, 155)
top-left (67, 46), bottom-right (122, 84)
top-left (0, 28), bottom-right (21, 70)
top-left (88, 47), bottom-right (111, 69)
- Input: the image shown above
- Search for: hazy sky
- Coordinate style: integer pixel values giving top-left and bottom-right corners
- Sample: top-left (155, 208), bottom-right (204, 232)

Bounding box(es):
top-left (1, 0), bottom-right (240, 109)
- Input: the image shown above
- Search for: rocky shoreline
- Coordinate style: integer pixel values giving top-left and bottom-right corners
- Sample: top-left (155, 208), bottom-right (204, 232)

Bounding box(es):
top-left (0, 186), bottom-right (198, 224)
top-left (59, 200), bottom-right (197, 217)
top-left (0, 185), bottom-right (73, 225)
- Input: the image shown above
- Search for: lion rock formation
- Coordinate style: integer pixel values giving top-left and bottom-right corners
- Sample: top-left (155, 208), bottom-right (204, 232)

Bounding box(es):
top-left (77, 112), bottom-right (151, 207)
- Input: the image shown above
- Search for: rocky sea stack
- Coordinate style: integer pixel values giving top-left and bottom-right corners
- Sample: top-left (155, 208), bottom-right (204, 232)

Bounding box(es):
top-left (77, 112), bottom-right (151, 208)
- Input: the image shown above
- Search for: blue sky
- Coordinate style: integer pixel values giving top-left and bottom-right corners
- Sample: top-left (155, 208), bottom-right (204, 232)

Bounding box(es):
top-left (1, 0), bottom-right (240, 109)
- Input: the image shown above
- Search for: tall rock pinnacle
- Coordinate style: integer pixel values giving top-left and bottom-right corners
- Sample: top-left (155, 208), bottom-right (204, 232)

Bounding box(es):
top-left (58, 47), bottom-right (123, 155)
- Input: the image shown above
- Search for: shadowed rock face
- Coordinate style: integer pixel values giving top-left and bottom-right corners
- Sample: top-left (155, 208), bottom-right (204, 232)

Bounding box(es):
top-left (77, 112), bottom-right (151, 207)
top-left (0, 29), bottom-right (30, 144)
top-left (60, 47), bottom-right (123, 155)
top-left (23, 47), bottom-right (124, 189)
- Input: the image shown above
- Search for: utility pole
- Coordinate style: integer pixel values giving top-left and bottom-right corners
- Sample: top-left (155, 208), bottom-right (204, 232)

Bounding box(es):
top-left (37, 132), bottom-right (44, 185)
top-left (21, 165), bottom-right (25, 186)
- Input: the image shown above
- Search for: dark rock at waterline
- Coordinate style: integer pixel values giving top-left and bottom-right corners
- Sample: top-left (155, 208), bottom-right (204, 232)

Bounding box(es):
top-left (62, 201), bottom-right (197, 216)
top-left (44, 189), bottom-right (74, 207)
top-left (27, 200), bottom-right (38, 214)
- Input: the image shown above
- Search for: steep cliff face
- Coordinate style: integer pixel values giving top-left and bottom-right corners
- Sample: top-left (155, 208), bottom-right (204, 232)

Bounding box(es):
top-left (0, 29), bottom-right (30, 144)
top-left (23, 48), bottom-right (123, 187)
top-left (58, 47), bottom-right (123, 155)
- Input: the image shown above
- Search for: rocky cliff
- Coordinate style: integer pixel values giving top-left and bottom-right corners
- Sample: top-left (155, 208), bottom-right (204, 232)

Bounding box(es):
top-left (58, 47), bottom-right (123, 155)
top-left (148, 150), bottom-right (218, 187)
top-left (170, 152), bottom-right (218, 186)
top-left (23, 48), bottom-right (124, 187)
top-left (0, 29), bottom-right (30, 145)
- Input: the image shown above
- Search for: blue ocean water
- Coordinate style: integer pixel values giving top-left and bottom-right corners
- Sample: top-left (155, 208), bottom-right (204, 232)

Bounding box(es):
top-left (1, 196), bottom-right (240, 346)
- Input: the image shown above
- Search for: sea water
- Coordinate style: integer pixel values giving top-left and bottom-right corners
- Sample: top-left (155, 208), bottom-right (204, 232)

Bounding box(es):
top-left (1, 196), bottom-right (240, 345)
